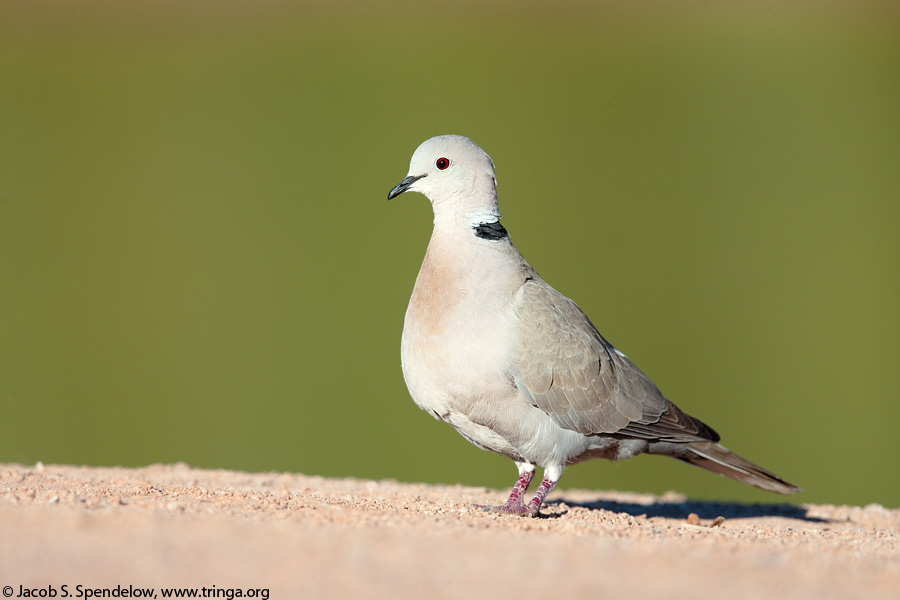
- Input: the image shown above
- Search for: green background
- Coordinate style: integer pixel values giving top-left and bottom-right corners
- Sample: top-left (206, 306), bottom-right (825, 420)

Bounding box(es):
top-left (2, 1), bottom-right (898, 507)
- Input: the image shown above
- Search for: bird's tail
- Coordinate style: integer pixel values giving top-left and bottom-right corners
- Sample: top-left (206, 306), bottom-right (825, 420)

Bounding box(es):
top-left (652, 441), bottom-right (801, 495)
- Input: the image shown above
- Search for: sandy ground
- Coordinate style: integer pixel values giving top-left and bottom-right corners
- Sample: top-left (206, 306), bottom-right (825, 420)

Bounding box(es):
top-left (1, 463), bottom-right (898, 600)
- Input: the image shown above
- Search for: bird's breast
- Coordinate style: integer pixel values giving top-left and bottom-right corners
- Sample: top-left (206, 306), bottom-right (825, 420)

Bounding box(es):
top-left (400, 240), bottom-right (524, 418)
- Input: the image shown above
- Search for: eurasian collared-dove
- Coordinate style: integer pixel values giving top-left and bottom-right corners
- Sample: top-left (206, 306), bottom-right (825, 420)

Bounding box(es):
top-left (389, 135), bottom-right (800, 516)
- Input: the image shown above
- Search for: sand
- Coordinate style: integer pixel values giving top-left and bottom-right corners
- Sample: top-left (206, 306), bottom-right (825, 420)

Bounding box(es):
top-left (1, 462), bottom-right (898, 599)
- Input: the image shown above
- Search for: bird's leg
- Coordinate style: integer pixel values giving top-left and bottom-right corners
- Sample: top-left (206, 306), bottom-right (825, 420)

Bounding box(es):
top-left (500, 463), bottom-right (535, 510)
top-left (475, 464), bottom-right (562, 517)
top-left (475, 462), bottom-right (535, 514)
top-left (524, 473), bottom-right (559, 517)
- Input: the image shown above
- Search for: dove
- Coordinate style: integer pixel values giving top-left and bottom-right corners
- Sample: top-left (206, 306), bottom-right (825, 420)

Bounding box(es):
top-left (388, 135), bottom-right (799, 516)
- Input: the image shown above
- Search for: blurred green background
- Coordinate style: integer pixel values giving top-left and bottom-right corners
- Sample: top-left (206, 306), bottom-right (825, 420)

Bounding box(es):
top-left (2, 0), bottom-right (898, 507)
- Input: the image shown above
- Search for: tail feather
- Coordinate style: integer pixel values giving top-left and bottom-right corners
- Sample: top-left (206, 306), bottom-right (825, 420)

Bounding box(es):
top-left (659, 441), bottom-right (801, 495)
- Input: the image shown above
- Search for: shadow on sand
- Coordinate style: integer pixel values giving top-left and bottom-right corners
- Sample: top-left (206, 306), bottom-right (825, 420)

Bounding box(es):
top-left (548, 496), bottom-right (826, 522)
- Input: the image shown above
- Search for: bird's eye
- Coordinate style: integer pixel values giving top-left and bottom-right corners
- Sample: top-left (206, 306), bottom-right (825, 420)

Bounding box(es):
top-left (435, 157), bottom-right (450, 170)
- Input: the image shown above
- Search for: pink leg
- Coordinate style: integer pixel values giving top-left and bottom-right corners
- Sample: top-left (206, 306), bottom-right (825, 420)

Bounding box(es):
top-left (524, 474), bottom-right (559, 517)
top-left (475, 465), bottom-right (562, 517)
top-left (474, 466), bottom-right (534, 514)
top-left (496, 468), bottom-right (535, 512)
top-left (478, 472), bottom-right (558, 517)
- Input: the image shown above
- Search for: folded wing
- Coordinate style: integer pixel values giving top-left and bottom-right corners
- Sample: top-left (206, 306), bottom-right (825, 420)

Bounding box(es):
top-left (510, 281), bottom-right (718, 443)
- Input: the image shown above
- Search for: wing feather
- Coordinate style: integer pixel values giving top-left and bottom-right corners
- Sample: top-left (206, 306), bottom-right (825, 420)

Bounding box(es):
top-left (511, 280), bottom-right (716, 443)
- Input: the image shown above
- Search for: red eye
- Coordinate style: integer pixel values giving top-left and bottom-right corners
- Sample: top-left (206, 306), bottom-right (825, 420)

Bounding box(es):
top-left (435, 157), bottom-right (450, 170)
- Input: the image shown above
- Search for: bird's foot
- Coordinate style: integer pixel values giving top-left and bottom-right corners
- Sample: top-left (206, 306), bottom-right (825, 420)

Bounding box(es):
top-left (470, 467), bottom-right (539, 516)
top-left (472, 472), bottom-right (557, 518)
top-left (468, 468), bottom-right (560, 518)
top-left (471, 500), bottom-right (537, 517)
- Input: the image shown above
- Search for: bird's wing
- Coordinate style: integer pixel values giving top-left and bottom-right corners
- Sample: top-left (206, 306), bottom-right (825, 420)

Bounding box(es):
top-left (509, 280), bottom-right (718, 443)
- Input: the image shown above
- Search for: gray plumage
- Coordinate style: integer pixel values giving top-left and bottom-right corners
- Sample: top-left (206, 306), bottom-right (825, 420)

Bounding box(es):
top-left (389, 135), bottom-right (800, 516)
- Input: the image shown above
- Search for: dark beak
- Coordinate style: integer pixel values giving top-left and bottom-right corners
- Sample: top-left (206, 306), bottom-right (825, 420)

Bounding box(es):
top-left (387, 174), bottom-right (425, 200)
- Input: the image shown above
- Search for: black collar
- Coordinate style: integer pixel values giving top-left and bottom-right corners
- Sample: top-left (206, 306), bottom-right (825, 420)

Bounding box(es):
top-left (473, 221), bottom-right (508, 241)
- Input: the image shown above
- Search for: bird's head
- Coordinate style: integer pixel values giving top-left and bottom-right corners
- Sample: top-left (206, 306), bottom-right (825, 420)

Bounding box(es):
top-left (388, 135), bottom-right (499, 223)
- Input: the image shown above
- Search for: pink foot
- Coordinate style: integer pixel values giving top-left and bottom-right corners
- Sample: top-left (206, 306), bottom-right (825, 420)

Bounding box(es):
top-left (472, 468), bottom-right (534, 515)
top-left (523, 475), bottom-right (558, 516)
top-left (475, 502), bottom-right (532, 516)
top-left (473, 472), bottom-right (559, 518)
